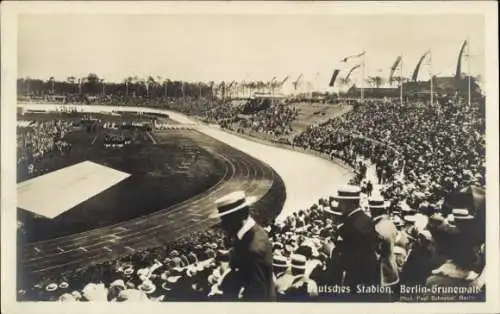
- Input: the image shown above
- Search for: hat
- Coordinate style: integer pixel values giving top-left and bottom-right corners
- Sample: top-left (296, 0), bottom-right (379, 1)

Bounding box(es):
top-left (45, 283), bottom-right (58, 292)
top-left (291, 254), bottom-right (307, 270)
top-left (161, 282), bottom-right (172, 291)
top-left (392, 214), bottom-right (403, 225)
top-left (70, 291), bottom-right (82, 300)
top-left (166, 275), bottom-right (182, 284)
top-left (445, 214), bottom-right (455, 226)
top-left (59, 281), bottom-right (69, 289)
top-left (137, 267), bottom-right (149, 277)
top-left (273, 242), bottom-right (284, 250)
top-left (160, 271), bottom-right (171, 281)
top-left (285, 243), bottom-right (298, 253)
top-left (394, 246), bottom-right (407, 256)
top-left (403, 215), bottom-right (417, 223)
top-left (170, 250), bottom-right (180, 258)
top-left (138, 281), bottom-right (156, 294)
top-left (110, 279), bottom-right (126, 290)
top-left (172, 257), bottom-right (183, 267)
top-left (117, 289), bottom-right (148, 302)
top-left (187, 252), bottom-right (199, 265)
top-left (368, 195), bottom-right (389, 209)
top-left (324, 207), bottom-right (343, 216)
top-left (400, 200), bottom-right (414, 213)
top-left (428, 213), bottom-right (445, 227)
top-left (82, 283), bottom-right (107, 301)
top-left (333, 185), bottom-right (361, 200)
top-left (418, 230), bottom-right (433, 242)
top-left (180, 255), bottom-right (189, 267)
top-left (210, 191), bottom-right (258, 218)
top-left (452, 208), bottom-right (474, 221)
top-left (58, 293), bottom-right (76, 302)
top-left (204, 248), bottom-right (216, 259)
top-left (272, 255), bottom-right (289, 268)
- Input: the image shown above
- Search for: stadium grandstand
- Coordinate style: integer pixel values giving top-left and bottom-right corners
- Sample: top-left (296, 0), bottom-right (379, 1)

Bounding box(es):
top-left (12, 13), bottom-right (489, 304)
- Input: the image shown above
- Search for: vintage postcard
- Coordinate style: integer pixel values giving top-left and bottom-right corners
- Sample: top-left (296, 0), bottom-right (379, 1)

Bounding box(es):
top-left (1, 2), bottom-right (499, 314)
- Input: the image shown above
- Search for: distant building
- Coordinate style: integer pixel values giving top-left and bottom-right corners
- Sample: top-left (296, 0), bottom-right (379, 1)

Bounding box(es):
top-left (345, 85), bottom-right (399, 98)
top-left (251, 92), bottom-right (286, 99)
top-left (344, 76), bottom-right (482, 100)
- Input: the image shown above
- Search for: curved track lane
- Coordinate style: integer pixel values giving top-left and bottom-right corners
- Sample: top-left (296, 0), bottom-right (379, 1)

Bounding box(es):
top-left (20, 132), bottom-right (276, 277)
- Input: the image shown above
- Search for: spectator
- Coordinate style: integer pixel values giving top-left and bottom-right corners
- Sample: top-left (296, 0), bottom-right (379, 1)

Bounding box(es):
top-left (211, 191), bottom-right (276, 301)
top-left (332, 185), bottom-right (378, 291)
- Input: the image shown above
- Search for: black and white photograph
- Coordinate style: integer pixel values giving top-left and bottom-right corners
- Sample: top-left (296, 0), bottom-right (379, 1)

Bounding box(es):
top-left (1, 2), bottom-right (499, 313)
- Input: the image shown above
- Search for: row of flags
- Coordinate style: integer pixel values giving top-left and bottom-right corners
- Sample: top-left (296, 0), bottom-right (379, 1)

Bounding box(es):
top-left (328, 39), bottom-right (470, 88)
top-left (51, 40), bottom-right (471, 97)
top-left (329, 51), bottom-right (366, 87)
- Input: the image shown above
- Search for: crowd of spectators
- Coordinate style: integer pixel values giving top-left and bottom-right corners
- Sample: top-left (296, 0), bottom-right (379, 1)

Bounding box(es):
top-left (201, 100), bottom-right (299, 139)
top-left (17, 120), bottom-right (73, 181)
top-left (17, 95), bottom-right (487, 302)
top-left (18, 183), bottom-right (485, 302)
top-left (292, 97), bottom-right (485, 209)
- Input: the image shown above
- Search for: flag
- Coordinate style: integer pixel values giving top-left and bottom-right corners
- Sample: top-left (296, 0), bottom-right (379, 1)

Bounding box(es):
top-left (389, 56), bottom-right (402, 84)
top-left (268, 77), bottom-right (277, 86)
top-left (345, 65), bottom-right (360, 81)
top-left (455, 40), bottom-right (468, 79)
top-left (293, 74), bottom-right (303, 90)
top-left (328, 69), bottom-right (340, 87)
top-left (412, 50), bottom-right (430, 81)
top-left (340, 51), bottom-right (366, 63)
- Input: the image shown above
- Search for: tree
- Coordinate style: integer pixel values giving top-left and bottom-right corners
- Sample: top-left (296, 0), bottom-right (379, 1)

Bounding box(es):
top-left (163, 79), bottom-right (171, 98)
top-left (86, 73), bottom-right (100, 95)
top-left (100, 78), bottom-right (105, 96)
top-left (48, 77), bottom-right (55, 94)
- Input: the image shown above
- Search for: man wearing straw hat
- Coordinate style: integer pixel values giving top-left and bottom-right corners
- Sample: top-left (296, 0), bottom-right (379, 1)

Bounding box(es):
top-left (331, 185), bottom-right (378, 291)
top-left (210, 191), bottom-right (276, 300)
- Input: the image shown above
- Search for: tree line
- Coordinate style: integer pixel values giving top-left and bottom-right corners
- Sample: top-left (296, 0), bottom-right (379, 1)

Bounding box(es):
top-left (17, 74), bottom-right (293, 100)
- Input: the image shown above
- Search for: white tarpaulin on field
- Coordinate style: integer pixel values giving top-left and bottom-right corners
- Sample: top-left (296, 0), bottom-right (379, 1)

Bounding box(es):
top-left (18, 161), bottom-right (130, 219)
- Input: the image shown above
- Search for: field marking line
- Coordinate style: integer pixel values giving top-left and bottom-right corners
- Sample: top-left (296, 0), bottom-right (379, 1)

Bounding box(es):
top-left (91, 133), bottom-right (99, 145)
top-left (146, 132), bottom-right (157, 144)
top-left (102, 246), bottom-right (112, 252)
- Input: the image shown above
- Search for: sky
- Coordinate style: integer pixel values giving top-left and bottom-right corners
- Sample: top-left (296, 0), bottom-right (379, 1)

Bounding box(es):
top-left (18, 14), bottom-right (485, 92)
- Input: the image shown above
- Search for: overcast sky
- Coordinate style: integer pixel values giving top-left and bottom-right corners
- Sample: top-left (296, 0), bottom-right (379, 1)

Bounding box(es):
top-left (18, 14), bottom-right (485, 91)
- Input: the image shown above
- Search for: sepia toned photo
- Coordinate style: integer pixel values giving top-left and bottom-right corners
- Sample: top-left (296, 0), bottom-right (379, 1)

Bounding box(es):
top-left (1, 2), bottom-right (499, 313)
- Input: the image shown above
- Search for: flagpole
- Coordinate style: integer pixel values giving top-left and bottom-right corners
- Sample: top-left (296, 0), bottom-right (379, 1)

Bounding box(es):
top-left (467, 37), bottom-right (471, 106)
top-left (400, 54), bottom-right (404, 106)
top-left (182, 82), bottom-right (185, 105)
top-left (361, 52), bottom-right (366, 102)
top-left (429, 50), bottom-right (433, 106)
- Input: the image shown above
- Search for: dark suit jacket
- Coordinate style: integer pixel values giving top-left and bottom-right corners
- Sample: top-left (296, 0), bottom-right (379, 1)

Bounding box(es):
top-left (335, 209), bottom-right (379, 287)
top-left (230, 223), bottom-right (276, 301)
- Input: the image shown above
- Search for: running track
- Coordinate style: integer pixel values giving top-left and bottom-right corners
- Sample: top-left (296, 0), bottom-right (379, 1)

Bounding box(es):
top-left (20, 131), bottom-right (276, 277)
